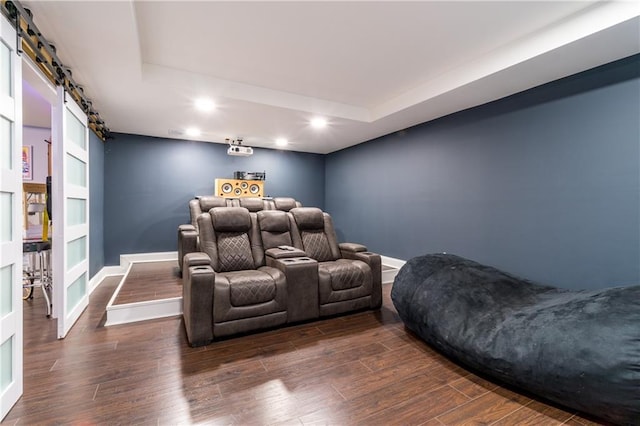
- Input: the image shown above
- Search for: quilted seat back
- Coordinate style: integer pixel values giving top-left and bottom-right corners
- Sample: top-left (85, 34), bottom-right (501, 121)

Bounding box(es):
top-left (198, 207), bottom-right (263, 272)
top-left (290, 207), bottom-right (341, 262)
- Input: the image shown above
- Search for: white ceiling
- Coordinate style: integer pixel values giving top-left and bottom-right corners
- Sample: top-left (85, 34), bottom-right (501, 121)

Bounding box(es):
top-left (21, 1), bottom-right (640, 154)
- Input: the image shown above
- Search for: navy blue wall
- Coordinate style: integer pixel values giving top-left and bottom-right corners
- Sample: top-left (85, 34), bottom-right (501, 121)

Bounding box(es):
top-left (89, 131), bottom-right (104, 278)
top-left (325, 55), bottom-right (640, 290)
top-left (103, 135), bottom-right (325, 265)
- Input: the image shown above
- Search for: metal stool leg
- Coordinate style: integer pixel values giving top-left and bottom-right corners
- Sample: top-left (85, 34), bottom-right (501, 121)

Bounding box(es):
top-left (38, 250), bottom-right (52, 317)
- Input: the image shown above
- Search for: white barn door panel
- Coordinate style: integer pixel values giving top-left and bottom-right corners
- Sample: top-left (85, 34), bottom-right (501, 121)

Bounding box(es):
top-left (52, 87), bottom-right (89, 339)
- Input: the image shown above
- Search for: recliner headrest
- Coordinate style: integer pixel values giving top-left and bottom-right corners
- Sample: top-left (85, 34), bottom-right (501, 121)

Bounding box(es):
top-left (211, 207), bottom-right (251, 232)
top-left (199, 196), bottom-right (228, 211)
top-left (239, 197), bottom-right (265, 212)
top-left (257, 210), bottom-right (289, 233)
top-left (273, 197), bottom-right (298, 212)
top-left (291, 207), bottom-right (324, 230)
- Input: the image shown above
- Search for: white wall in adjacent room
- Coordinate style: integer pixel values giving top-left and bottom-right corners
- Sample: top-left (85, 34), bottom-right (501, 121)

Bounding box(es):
top-left (23, 126), bottom-right (51, 184)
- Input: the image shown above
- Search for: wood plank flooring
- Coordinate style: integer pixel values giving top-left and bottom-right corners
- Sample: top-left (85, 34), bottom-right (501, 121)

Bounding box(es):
top-left (5, 264), bottom-right (609, 425)
top-left (112, 261), bottom-right (182, 305)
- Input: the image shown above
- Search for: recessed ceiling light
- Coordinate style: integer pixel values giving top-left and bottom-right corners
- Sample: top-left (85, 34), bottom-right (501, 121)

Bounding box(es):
top-left (194, 98), bottom-right (215, 112)
top-left (311, 117), bottom-right (327, 129)
top-left (185, 127), bottom-right (201, 137)
top-left (275, 138), bottom-right (288, 147)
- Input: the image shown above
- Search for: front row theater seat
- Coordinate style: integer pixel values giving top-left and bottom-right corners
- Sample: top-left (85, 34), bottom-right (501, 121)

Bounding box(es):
top-left (289, 207), bottom-right (382, 316)
top-left (257, 210), bottom-right (298, 250)
top-left (182, 207), bottom-right (287, 346)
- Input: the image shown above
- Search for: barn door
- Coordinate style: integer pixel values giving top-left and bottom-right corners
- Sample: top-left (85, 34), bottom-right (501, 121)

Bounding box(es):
top-left (0, 13), bottom-right (23, 420)
top-left (52, 86), bottom-right (89, 338)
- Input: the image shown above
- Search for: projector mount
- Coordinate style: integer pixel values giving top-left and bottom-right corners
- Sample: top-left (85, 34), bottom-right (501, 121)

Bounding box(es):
top-left (226, 137), bottom-right (253, 156)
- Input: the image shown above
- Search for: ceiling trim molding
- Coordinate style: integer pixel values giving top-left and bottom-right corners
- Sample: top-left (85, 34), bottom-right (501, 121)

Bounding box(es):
top-left (371, 1), bottom-right (640, 122)
top-left (141, 62), bottom-right (371, 122)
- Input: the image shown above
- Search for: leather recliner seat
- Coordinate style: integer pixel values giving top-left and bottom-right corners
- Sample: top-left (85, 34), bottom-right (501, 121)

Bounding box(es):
top-left (182, 207), bottom-right (287, 345)
top-left (178, 196), bottom-right (302, 274)
top-left (182, 205), bottom-right (382, 347)
top-left (289, 207), bottom-right (382, 316)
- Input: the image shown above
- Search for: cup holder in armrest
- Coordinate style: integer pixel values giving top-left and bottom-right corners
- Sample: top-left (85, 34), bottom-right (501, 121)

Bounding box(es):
top-left (281, 257), bottom-right (314, 264)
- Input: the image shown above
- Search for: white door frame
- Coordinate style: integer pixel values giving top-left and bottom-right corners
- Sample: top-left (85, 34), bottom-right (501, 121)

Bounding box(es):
top-left (0, 13), bottom-right (23, 420)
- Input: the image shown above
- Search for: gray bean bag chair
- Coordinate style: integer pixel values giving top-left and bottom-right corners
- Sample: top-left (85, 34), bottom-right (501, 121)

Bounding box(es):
top-left (391, 253), bottom-right (640, 425)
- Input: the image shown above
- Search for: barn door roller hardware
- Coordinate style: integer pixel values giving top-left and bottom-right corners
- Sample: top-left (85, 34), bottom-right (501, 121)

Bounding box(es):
top-left (0, 0), bottom-right (110, 140)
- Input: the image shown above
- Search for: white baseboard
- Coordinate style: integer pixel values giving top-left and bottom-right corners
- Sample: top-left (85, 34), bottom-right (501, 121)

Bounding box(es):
top-left (88, 251), bottom-right (178, 295)
top-left (104, 256), bottom-right (181, 327)
top-left (88, 265), bottom-right (126, 295)
top-left (380, 255), bottom-right (405, 284)
top-left (91, 250), bottom-right (405, 326)
top-left (380, 255), bottom-right (406, 269)
top-left (119, 251), bottom-right (178, 270)
top-left (105, 297), bottom-right (182, 326)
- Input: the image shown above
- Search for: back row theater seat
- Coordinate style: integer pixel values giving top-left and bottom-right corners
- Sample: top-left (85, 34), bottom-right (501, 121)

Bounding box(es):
top-left (177, 196), bottom-right (302, 275)
top-left (182, 207), bottom-right (382, 346)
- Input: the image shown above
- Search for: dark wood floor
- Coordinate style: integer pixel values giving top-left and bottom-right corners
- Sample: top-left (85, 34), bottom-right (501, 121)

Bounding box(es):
top-left (113, 261), bottom-right (182, 305)
top-left (5, 264), bottom-right (607, 425)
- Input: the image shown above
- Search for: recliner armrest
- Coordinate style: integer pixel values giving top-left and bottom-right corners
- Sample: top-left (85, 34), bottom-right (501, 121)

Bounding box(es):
top-left (266, 246), bottom-right (307, 259)
top-left (184, 252), bottom-right (211, 268)
top-left (339, 242), bottom-right (367, 253)
top-left (183, 264), bottom-right (215, 347)
top-left (266, 256), bottom-right (319, 323)
top-left (178, 224), bottom-right (200, 274)
top-left (179, 224), bottom-right (196, 233)
top-left (340, 248), bottom-right (382, 309)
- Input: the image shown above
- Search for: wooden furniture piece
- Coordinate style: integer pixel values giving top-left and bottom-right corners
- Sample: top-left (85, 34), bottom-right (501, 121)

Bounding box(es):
top-left (22, 182), bottom-right (47, 236)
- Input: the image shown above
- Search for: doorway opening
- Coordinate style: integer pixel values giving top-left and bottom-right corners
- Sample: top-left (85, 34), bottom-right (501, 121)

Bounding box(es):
top-left (21, 59), bottom-right (54, 320)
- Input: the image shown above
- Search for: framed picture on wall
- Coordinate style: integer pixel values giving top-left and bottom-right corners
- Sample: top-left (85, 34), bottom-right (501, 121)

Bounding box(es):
top-left (22, 145), bottom-right (33, 180)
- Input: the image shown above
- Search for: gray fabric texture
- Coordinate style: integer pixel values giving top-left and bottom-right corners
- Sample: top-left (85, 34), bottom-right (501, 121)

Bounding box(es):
top-left (391, 253), bottom-right (640, 426)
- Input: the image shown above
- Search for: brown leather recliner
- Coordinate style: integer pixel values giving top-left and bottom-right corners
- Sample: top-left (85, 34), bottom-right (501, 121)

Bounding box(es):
top-left (178, 196), bottom-right (303, 275)
top-left (182, 207), bottom-right (287, 346)
top-left (190, 196), bottom-right (232, 227)
top-left (289, 207), bottom-right (382, 317)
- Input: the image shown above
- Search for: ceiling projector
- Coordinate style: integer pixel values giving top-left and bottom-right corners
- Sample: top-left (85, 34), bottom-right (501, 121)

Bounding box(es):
top-left (227, 145), bottom-right (253, 156)
top-left (226, 138), bottom-right (253, 157)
